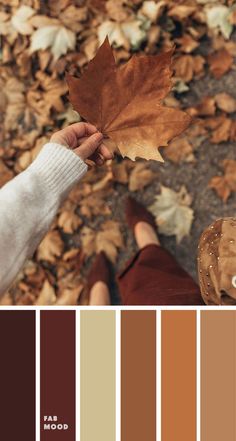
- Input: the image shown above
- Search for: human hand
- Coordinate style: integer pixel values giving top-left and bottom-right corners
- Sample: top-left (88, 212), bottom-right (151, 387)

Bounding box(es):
top-left (50, 122), bottom-right (113, 166)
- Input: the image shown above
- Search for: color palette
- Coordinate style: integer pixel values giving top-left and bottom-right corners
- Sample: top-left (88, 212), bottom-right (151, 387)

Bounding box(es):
top-left (0, 308), bottom-right (236, 440)
top-left (121, 311), bottom-right (156, 441)
top-left (162, 311), bottom-right (196, 441)
top-left (81, 311), bottom-right (116, 441)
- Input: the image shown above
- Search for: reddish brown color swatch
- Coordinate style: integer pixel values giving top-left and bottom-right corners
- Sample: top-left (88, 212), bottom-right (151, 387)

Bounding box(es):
top-left (0, 311), bottom-right (35, 440)
top-left (121, 310), bottom-right (156, 441)
top-left (162, 310), bottom-right (196, 441)
top-left (201, 311), bottom-right (236, 441)
top-left (40, 311), bottom-right (75, 440)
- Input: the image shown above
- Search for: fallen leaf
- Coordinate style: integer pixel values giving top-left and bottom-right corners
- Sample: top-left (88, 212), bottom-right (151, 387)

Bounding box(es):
top-left (176, 34), bottom-right (199, 53)
top-left (168, 5), bottom-right (196, 20)
top-left (67, 39), bottom-right (191, 162)
top-left (215, 93), bottom-right (236, 113)
top-left (206, 5), bottom-right (233, 39)
top-left (97, 19), bottom-right (147, 50)
top-left (81, 220), bottom-right (124, 262)
top-left (56, 285), bottom-right (83, 305)
top-left (112, 161), bottom-right (129, 184)
top-left (11, 5), bottom-right (35, 35)
top-left (210, 117), bottom-right (232, 143)
top-left (164, 135), bottom-right (195, 163)
top-left (174, 54), bottom-right (205, 82)
top-left (58, 209), bottom-right (82, 233)
top-left (209, 159), bottom-right (236, 202)
top-left (149, 186), bottom-right (194, 242)
top-left (36, 279), bottom-right (56, 305)
top-left (189, 96), bottom-right (216, 117)
top-left (207, 48), bottom-right (233, 79)
top-left (0, 160), bottom-right (14, 187)
top-left (140, 1), bottom-right (165, 23)
top-left (30, 25), bottom-right (76, 60)
top-left (129, 162), bottom-right (155, 191)
top-left (37, 230), bottom-right (64, 263)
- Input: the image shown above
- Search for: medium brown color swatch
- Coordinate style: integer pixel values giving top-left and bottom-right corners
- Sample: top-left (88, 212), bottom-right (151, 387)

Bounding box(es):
top-left (201, 311), bottom-right (236, 441)
top-left (121, 310), bottom-right (156, 441)
top-left (80, 311), bottom-right (116, 441)
top-left (162, 310), bottom-right (196, 441)
top-left (0, 311), bottom-right (35, 440)
top-left (41, 311), bottom-right (75, 440)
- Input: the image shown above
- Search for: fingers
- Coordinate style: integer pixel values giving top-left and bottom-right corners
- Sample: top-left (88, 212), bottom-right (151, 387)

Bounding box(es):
top-left (75, 132), bottom-right (103, 160)
top-left (99, 143), bottom-right (114, 160)
top-left (51, 122), bottom-right (98, 149)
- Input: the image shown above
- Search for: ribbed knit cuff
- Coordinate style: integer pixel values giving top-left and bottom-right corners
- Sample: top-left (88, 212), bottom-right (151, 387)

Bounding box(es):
top-left (28, 142), bottom-right (88, 198)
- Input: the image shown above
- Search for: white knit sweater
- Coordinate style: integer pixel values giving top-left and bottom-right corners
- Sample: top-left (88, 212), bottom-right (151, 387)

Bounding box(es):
top-left (0, 142), bottom-right (88, 296)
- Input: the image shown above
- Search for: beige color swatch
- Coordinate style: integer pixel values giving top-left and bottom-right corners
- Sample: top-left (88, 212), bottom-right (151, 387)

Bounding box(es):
top-left (162, 310), bottom-right (196, 441)
top-left (201, 310), bottom-right (236, 441)
top-left (80, 311), bottom-right (116, 441)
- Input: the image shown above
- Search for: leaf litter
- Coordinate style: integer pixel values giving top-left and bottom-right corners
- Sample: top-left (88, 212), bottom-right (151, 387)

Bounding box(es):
top-left (0, 0), bottom-right (236, 304)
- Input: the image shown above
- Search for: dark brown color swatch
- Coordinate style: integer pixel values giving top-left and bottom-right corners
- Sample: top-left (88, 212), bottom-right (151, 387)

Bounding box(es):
top-left (0, 311), bottom-right (35, 440)
top-left (162, 310), bottom-right (196, 441)
top-left (121, 310), bottom-right (156, 441)
top-left (41, 311), bottom-right (75, 441)
top-left (201, 311), bottom-right (236, 441)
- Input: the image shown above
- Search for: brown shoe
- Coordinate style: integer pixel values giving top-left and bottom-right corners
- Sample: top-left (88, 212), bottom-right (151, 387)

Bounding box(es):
top-left (125, 196), bottom-right (156, 231)
top-left (87, 252), bottom-right (112, 292)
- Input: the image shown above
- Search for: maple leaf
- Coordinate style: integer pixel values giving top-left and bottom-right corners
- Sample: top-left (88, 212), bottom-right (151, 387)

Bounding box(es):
top-left (67, 38), bottom-right (191, 162)
top-left (149, 186), bottom-right (194, 243)
top-left (209, 159), bottom-right (236, 202)
top-left (37, 230), bottom-right (64, 263)
top-left (128, 162), bottom-right (155, 191)
top-left (207, 48), bottom-right (233, 79)
top-left (30, 25), bottom-right (76, 60)
top-left (206, 5), bottom-right (233, 40)
top-left (81, 220), bottom-right (123, 263)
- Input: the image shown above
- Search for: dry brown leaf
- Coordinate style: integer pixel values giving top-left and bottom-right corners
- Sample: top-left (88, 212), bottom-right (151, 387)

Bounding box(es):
top-left (36, 279), bottom-right (56, 305)
top-left (79, 191), bottom-right (111, 219)
top-left (176, 34), bottom-right (199, 54)
top-left (67, 38), bottom-right (191, 162)
top-left (81, 220), bottom-right (123, 262)
top-left (112, 161), bottom-right (129, 184)
top-left (0, 160), bottom-right (14, 187)
top-left (96, 220), bottom-right (124, 262)
top-left (56, 285), bottom-right (83, 305)
top-left (37, 230), bottom-right (64, 263)
top-left (210, 117), bottom-right (232, 143)
top-left (189, 96), bottom-right (216, 117)
top-left (209, 159), bottom-right (236, 202)
top-left (215, 93), bottom-right (236, 113)
top-left (174, 54), bottom-right (205, 83)
top-left (168, 5), bottom-right (196, 20)
top-left (58, 209), bottom-right (82, 233)
top-left (164, 136), bottom-right (195, 163)
top-left (207, 48), bottom-right (233, 79)
top-left (129, 162), bottom-right (155, 191)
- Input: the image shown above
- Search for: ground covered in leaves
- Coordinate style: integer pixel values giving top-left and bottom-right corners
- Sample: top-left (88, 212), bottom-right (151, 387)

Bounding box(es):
top-left (1, 0), bottom-right (236, 305)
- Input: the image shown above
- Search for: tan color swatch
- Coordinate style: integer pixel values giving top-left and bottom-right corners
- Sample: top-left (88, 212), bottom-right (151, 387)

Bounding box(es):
top-left (201, 310), bottom-right (236, 441)
top-left (80, 311), bottom-right (116, 441)
top-left (121, 310), bottom-right (156, 441)
top-left (162, 310), bottom-right (196, 441)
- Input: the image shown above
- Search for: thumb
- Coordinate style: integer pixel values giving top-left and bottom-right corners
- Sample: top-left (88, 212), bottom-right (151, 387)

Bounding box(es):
top-left (74, 132), bottom-right (103, 160)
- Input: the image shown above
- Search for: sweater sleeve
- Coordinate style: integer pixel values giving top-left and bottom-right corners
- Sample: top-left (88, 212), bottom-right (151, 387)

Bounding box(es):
top-left (0, 142), bottom-right (88, 296)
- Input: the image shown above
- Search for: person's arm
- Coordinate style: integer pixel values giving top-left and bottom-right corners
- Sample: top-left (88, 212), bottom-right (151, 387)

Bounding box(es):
top-left (0, 123), bottom-right (112, 296)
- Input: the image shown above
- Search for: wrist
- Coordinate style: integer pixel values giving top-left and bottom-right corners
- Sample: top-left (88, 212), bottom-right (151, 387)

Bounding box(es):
top-left (28, 142), bottom-right (88, 200)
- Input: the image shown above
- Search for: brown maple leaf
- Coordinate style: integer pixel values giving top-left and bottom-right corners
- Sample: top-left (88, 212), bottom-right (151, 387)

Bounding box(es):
top-left (67, 38), bottom-right (191, 161)
top-left (209, 160), bottom-right (236, 202)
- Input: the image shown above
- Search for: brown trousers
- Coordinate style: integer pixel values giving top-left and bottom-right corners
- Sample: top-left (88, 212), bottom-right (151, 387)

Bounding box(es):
top-left (117, 244), bottom-right (204, 305)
